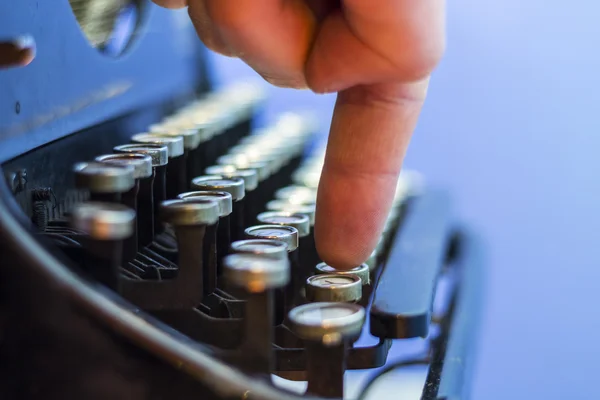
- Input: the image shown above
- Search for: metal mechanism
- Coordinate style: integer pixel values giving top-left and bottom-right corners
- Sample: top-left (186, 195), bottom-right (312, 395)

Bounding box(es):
top-left (0, 3), bottom-right (483, 399)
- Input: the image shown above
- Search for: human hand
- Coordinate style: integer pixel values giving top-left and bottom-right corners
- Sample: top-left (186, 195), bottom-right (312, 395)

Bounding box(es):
top-left (154, 0), bottom-right (445, 269)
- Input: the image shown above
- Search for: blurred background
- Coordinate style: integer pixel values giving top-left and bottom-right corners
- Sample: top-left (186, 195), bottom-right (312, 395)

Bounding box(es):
top-left (207, 2), bottom-right (600, 399)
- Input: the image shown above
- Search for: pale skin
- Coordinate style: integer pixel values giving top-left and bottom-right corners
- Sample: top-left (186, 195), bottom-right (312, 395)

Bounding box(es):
top-left (154, 0), bottom-right (446, 270)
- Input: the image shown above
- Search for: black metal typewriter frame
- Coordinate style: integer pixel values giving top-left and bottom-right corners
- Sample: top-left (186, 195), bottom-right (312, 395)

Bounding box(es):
top-left (0, 116), bottom-right (484, 398)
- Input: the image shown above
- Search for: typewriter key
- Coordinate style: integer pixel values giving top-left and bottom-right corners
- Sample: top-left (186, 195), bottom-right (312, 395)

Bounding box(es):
top-left (223, 253), bottom-right (289, 377)
top-left (287, 302), bottom-right (366, 398)
top-left (275, 185), bottom-right (317, 205)
top-left (178, 190), bottom-right (233, 281)
top-left (292, 167), bottom-right (321, 189)
top-left (223, 253), bottom-right (289, 292)
top-left (315, 262), bottom-right (370, 286)
top-left (245, 224), bottom-right (299, 323)
top-left (131, 133), bottom-right (185, 199)
top-left (256, 211), bottom-right (315, 282)
top-left (73, 161), bottom-right (135, 203)
top-left (204, 165), bottom-right (258, 191)
top-left (148, 125), bottom-right (204, 181)
top-left (305, 274), bottom-right (362, 303)
top-left (215, 156), bottom-right (270, 182)
top-left (287, 302), bottom-right (365, 343)
top-left (95, 153), bottom-right (152, 263)
top-left (205, 166), bottom-right (259, 223)
top-left (70, 202), bottom-right (136, 291)
top-left (113, 143), bottom-right (169, 237)
top-left (265, 200), bottom-right (316, 227)
top-left (230, 239), bottom-right (288, 260)
top-left (244, 225), bottom-right (298, 252)
top-left (160, 199), bottom-right (220, 301)
top-left (191, 176), bottom-right (246, 242)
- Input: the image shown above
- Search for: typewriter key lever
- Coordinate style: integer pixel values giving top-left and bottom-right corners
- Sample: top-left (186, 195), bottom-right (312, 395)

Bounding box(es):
top-left (245, 224), bottom-right (299, 323)
top-left (95, 153), bottom-right (153, 263)
top-left (204, 165), bottom-right (260, 222)
top-left (120, 199), bottom-right (219, 310)
top-left (73, 161), bottom-right (135, 204)
top-left (113, 144), bottom-right (169, 238)
top-left (288, 302), bottom-right (366, 398)
top-left (191, 176), bottom-right (246, 242)
top-left (131, 133), bottom-right (185, 199)
top-left (178, 190), bottom-right (233, 281)
top-left (223, 253), bottom-right (290, 377)
top-left (70, 202), bottom-right (136, 291)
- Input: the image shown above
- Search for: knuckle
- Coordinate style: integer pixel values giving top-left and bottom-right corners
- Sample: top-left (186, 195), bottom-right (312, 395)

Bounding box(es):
top-left (304, 61), bottom-right (337, 94)
top-left (398, 37), bottom-right (445, 81)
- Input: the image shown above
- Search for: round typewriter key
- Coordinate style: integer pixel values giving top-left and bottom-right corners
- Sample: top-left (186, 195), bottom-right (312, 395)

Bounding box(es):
top-left (95, 153), bottom-right (152, 262)
top-left (148, 126), bottom-right (202, 151)
top-left (191, 176), bottom-right (246, 241)
top-left (70, 202), bottom-right (136, 291)
top-left (160, 199), bottom-right (220, 300)
top-left (204, 164), bottom-right (236, 176)
top-left (223, 253), bottom-right (289, 376)
top-left (71, 202), bottom-right (136, 240)
top-left (178, 190), bottom-right (233, 277)
top-left (275, 185), bottom-right (317, 205)
top-left (292, 167), bottom-right (321, 189)
top-left (113, 143), bottom-right (168, 239)
top-left (113, 143), bottom-right (168, 167)
top-left (287, 302), bottom-right (366, 397)
top-left (305, 274), bottom-right (362, 303)
top-left (95, 153), bottom-right (152, 180)
top-left (148, 125), bottom-right (204, 180)
top-left (178, 191), bottom-right (233, 216)
top-left (288, 302), bottom-right (365, 343)
top-left (265, 198), bottom-right (320, 274)
top-left (217, 155), bottom-right (270, 181)
top-left (191, 176), bottom-right (245, 201)
top-left (131, 133), bottom-right (186, 198)
top-left (316, 262), bottom-right (370, 285)
top-left (205, 166), bottom-right (258, 223)
top-left (223, 253), bottom-right (290, 292)
top-left (230, 239), bottom-right (288, 260)
top-left (73, 161), bottom-right (135, 202)
top-left (204, 165), bottom-right (258, 191)
top-left (256, 211), bottom-right (309, 238)
top-left (245, 224), bottom-right (299, 323)
top-left (131, 133), bottom-right (184, 158)
top-left (266, 200), bottom-right (316, 226)
top-left (256, 211), bottom-right (315, 290)
top-left (244, 225), bottom-right (298, 252)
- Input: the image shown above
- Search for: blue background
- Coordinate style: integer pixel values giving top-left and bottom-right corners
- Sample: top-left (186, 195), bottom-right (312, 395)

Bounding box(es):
top-left (207, 1), bottom-right (600, 399)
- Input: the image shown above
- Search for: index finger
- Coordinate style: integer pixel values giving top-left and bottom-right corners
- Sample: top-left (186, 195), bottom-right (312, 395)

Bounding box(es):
top-left (314, 81), bottom-right (429, 270)
top-left (309, 0), bottom-right (443, 270)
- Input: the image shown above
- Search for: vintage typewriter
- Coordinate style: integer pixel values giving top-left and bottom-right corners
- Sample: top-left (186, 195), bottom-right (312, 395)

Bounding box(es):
top-left (0, 1), bottom-right (483, 399)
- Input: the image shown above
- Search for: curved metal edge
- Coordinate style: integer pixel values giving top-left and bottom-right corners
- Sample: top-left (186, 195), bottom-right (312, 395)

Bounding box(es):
top-left (0, 167), bottom-right (322, 400)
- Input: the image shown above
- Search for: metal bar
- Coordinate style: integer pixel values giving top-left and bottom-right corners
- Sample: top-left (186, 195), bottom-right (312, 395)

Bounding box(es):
top-left (370, 191), bottom-right (452, 339)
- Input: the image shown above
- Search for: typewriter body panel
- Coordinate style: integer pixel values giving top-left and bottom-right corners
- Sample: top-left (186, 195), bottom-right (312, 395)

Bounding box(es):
top-left (0, 2), bottom-right (483, 399)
